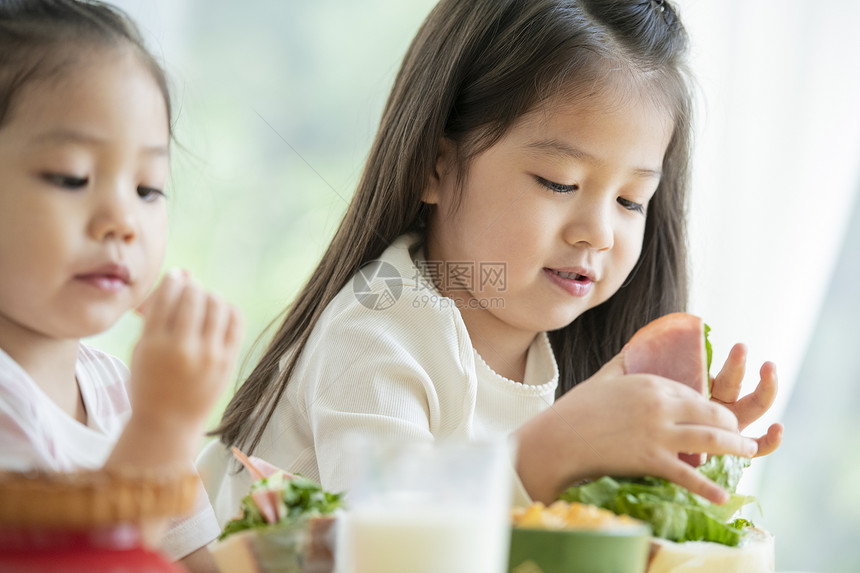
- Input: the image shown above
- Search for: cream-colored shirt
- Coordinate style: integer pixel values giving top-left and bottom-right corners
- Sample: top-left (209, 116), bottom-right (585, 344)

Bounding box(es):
top-left (198, 234), bottom-right (558, 526)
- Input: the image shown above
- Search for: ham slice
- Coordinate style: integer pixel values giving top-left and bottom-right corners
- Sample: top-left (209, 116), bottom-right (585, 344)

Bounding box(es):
top-left (622, 312), bottom-right (709, 466)
top-left (231, 447), bottom-right (296, 481)
top-left (231, 447), bottom-right (296, 525)
top-left (251, 488), bottom-right (286, 524)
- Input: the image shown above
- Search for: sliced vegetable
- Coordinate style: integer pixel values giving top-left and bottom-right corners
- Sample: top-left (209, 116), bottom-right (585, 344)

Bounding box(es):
top-left (218, 452), bottom-right (343, 541)
top-left (560, 455), bottom-right (757, 547)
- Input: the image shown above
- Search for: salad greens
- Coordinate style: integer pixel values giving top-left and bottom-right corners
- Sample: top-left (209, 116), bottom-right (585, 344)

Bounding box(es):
top-left (560, 455), bottom-right (757, 547)
top-left (561, 324), bottom-right (758, 547)
top-left (219, 473), bottom-right (343, 540)
top-left (705, 323), bottom-right (713, 397)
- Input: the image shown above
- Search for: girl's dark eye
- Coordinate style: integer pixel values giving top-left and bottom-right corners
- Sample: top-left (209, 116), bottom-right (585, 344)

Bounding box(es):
top-left (618, 197), bottom-right (645, 214)
top-left (137, 186), bottom-right (165, 201)
top-left (43, 173), bottom-right (88, 189)
top-left (537, 176), bottom-right (578, 194)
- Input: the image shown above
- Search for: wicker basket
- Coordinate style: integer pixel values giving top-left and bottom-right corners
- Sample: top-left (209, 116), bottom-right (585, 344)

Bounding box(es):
top-left (0, 470), bottom-right (198, 529)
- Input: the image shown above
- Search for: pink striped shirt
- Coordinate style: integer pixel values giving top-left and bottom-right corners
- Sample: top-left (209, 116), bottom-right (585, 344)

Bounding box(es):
top-left (0, 343), bottom-right (220, 560)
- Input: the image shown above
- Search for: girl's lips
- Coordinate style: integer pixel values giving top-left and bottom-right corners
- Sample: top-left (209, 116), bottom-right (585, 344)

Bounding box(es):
top-left (76, 275), bottom-right (129, 291)
top-left (543, 267), bottom-right (594, 297)
top-left (74, 264), bottom-right (131, 292)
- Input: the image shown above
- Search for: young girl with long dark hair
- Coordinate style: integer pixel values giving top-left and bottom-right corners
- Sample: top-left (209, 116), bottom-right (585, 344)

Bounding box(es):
top-left (202, 0), bottom-right (781, 522)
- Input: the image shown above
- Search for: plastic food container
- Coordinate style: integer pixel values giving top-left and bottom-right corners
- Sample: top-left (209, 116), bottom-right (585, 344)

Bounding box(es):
top-left (0, 524), bottom-right (185, 573)
top-left (508, 524), bottom-right (651, 573)
top-left (507, 501), bottom-right (651, 573)
top-left (209, 515), bottom-right (337, 573)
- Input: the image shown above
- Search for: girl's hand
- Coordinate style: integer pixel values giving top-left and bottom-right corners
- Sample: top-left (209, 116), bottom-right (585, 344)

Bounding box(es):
top-left (710, 343), bottom-right (784, 457)
top-left (515, 354), bottom-right (758, 505)
top-left (129, 269), bottom-right (243, 440)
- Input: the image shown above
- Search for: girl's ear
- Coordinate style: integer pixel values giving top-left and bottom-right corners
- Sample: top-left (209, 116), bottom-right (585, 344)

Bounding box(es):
top-left (422, 137), bottom-right (455, 205)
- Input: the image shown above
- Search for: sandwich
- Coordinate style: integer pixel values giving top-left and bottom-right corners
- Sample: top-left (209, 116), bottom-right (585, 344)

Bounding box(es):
top-left (208, 448), bottom-right (343, 573)
top-left (562, 313), bottom-right (775, 572)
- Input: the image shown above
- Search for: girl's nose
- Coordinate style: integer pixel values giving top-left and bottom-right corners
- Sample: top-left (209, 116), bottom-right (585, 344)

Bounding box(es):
top-left (88, 187), bottom-right (138, 243)
top-left (563, 197), bottom-right (614, 251)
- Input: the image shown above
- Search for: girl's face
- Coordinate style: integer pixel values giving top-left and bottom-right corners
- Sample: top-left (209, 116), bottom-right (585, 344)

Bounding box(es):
top-left (0, 48), bottom-right (169, 342)
top-left (424, 88), bottom-right (673, 346)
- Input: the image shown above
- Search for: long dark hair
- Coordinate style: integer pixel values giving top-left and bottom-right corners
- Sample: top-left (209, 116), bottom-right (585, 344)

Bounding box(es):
top-left (215, 0), bottom-right (693, 453)
top-left (0, 0), bottom-right (171, 130)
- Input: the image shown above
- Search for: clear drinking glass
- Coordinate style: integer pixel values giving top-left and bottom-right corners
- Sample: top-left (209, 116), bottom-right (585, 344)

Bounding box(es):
top-left (337, 436), bottom-right (513, 573)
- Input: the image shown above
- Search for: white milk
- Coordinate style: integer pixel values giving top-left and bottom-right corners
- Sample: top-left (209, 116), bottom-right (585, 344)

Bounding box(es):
top-left (340, 505), bottom-right (509, 573)
top-left (336, 437), bottom-right (513, 573)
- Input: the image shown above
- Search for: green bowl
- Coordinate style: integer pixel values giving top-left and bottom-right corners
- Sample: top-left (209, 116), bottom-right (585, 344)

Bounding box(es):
top-left (507, 524), bottom-right (651, 573)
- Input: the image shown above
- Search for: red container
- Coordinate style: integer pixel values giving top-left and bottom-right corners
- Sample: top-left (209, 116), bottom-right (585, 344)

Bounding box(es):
top-left (0, 524), bottom-right (185, 573)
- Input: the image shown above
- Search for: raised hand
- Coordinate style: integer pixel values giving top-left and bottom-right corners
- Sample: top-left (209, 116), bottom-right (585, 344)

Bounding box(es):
top-left (131, 269), bottom-right (243, 434)
top-left (515, 354), bottom-right (758, 505)
top-left (710, 343), bottom-right (783, 458)
top-left (106, 270), bottom-right (243, 471)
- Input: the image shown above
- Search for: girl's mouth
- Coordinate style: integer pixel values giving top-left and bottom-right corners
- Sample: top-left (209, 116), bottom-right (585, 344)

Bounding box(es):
top-left (543, 267), bottom-right (594, 297)
top-left (549, 269), bottom-right (589, 281)
top-left (74, 263), bottom-right (132, 292)
top-left (75, 274), bottom-right (130, 291)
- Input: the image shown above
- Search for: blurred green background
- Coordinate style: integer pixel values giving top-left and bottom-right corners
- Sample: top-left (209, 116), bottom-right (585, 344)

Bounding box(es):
top-left (89, 0), bottom-right (440, 430)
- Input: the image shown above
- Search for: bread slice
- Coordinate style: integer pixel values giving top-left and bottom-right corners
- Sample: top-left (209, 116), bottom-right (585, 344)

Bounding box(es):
top-left (647, 527), bottom-right (774, 573)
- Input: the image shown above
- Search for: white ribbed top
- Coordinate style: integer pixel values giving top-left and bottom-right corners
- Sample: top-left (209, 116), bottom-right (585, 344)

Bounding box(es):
top-left (197, 234), bottom-right (559, 525)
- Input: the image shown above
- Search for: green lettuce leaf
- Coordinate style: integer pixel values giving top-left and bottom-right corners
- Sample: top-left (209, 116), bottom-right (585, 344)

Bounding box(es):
top-left (704, 323), bottom-right (713, 373)
top-left (704, 322), bottom-right (713, 397)
top-left (219, 473), bottom-right (343, 540)
top-left (559, 455), bottom-right (756, 547)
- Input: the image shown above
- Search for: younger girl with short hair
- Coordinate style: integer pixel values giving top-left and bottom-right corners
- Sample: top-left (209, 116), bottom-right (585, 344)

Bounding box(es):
top-left (203, 0), bottom-right (782, 520)
top-left (0, 1), bottom-right (242, 570)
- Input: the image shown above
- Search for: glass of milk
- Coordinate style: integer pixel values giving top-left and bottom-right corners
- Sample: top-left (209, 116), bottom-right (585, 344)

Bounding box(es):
top-left (337, 437), bottom-right (512, 573)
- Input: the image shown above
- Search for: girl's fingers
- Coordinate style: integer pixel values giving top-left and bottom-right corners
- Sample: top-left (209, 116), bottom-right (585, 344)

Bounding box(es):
top-left (753, 423), bottom-right (784, 457)
top-left (662, 457), bottom-right (729, 504)
top-left (673, 426), bottom-right (759, 460)
top-left (201, 293), bottom-right (228, 341)
top-left (726, 362), bottom-right (778, 430)
top-left (224, 306), bottom-right (244, 350)
top-left (647, 374), bottom-right (713, 400)
top-left (141, 269), bottom-right (185, 329)
top-left (598, 352), bottom-right (628, 378)
top-left (172, 278), bottom-right (206, 335)
top-left (135, 292), bottom-right (154, 317)
top-left (676, 397), bottom-right (739, 431)
top-left (201, 295), bottom-right (243, 355)
top-left (710, 343), bottom-right (747, 404)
